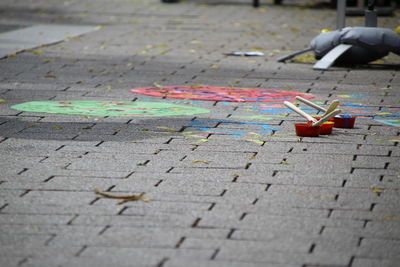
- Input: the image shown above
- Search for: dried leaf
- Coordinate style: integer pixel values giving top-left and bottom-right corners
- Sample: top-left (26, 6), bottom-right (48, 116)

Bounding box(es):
top-left (192, 160), bottom-right (209, 165)
top-left (268, 49), bottom-right (281, 57)
top-left (32, 49), bottom-right (43, 55)
top-left (371, 59), bottom-right (385, 64)
top-left (382, 215), bottom-right (396, 220)
top-left (94, 189), bottom-right (148, 204)
top-left (0, 99), bottom-right (6, 104)
top-left (192, 138), bottom-right (208, 144)
top-left (52, 126), bottom-right (63, 130)
top-left (249, 155), bottom-right (257, 160)
top-left (246, 139), bottom-right (264, 145)
top-left (291, 53), bottom-right (315, 63)
top-left (209, 64), bottom-right (220, 69)
top-left (280, 160), bottom-right (289, 165)
top-left (44, 74), bottom-right (57, 78)
top-left (42, 58), bottom-right (55, 63)
top-left (371, 186), bottom-right (384, 194)
top-left (156, 126), bottom-right (175, 132)
top-left (153, 82), bottom-right (163, 88)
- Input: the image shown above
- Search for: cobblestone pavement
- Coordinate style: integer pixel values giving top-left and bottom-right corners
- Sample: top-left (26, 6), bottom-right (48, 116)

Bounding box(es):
top-left (0, 0), bottom-right (399, 266)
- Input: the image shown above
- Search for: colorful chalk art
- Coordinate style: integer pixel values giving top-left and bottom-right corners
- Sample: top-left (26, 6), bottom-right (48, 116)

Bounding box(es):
top-left (11, 101), bottom-right (210, 117)
top-left (187, 120), bottom-right (279, 138)
top-left (130, 85), bottom-right (315, 102)
top-left (241, 103), bottom-right (400, 127)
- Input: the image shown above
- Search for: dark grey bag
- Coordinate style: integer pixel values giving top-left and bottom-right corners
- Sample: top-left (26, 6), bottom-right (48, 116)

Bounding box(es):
top-left (310, 27), bottom-right (400, 64)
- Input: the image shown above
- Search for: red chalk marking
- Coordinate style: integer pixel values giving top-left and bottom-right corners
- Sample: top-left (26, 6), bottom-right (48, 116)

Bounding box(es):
top-left (130, 86), bottom-right (315, 102)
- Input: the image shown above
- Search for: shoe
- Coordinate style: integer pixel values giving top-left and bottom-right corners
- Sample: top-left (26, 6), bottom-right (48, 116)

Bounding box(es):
top-left (161, 0), bottom-right (179, 2)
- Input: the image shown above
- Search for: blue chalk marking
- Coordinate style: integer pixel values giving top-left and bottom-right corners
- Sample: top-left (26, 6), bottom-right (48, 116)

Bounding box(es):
top-left (187, 120), bottom-right (279, 137)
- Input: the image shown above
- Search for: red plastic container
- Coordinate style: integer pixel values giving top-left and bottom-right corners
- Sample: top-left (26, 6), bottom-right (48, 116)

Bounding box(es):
top-left (295, 122), bottom-right (320, 137)
top-left (319, 121), bottom-right (334, 135)
top-left (333, 115), bottom-right (356, 128)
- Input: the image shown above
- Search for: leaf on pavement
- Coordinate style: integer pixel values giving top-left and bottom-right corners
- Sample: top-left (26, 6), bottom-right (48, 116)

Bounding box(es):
top-left (192, 160), bottom-right (209, 165)
top-left (94, 189), bottom-right (149, 204)
top-left (371, 186), bottom-right (384, 195)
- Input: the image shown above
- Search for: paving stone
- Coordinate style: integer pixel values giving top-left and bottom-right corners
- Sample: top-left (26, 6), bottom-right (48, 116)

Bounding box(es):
top-left (352, 257), bottom-right (400, 267)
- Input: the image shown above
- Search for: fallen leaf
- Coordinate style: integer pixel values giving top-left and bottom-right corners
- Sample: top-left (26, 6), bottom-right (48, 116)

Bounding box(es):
top-left (382, 215), bottom-right (396, 220)
top-left (32, 49), bottom-right (43, 55)
top-left (44, 74), bottom-right (57, 78)
top-left (371, 186), bottom-right (384, 195)
top-left (246, 139), bottom-right (264, 145)
top-left (249, 155), bottom-right (256, 160)
top-left (42, 58), bottom-right (55, 63)
top-left (192, 160), bottom-right (209, 165)
top-left (153, 82), bottom-right (163, 88)
top-left (268, 49), bottom-right (281, 56)
top-left (209, 64), bottom-right (220, 69)
top-left (192, 138), bottom-right (208, 144)
top-left (156, 126), bottom-right (175, 132)
top-left (280, 160), bottom-right (289, 165)
top-left (52, 126), bottom-right (63, 130)
top-left (291, 53), bottom-right (315, 63)
top-left (0, 99), bottom-right (6, 104)
top-left (319, 195), bottom-right (334, 200)
top-left (371, 59), bottom-right (385, 64)
top-left (94, 189), bottom-right (149, 204)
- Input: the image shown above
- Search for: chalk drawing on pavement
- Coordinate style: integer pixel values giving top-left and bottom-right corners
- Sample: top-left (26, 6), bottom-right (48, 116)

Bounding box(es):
top-left (130, 85), bottom-right (315, 102)
top-left (11, 101), bottom-right (210, 117)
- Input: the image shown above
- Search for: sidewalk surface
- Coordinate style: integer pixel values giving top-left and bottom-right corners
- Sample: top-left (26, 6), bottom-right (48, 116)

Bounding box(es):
top-left (0, 0), bottom-right (399, 266)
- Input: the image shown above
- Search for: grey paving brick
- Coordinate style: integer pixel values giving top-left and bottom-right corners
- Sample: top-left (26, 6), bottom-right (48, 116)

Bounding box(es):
top-left (68, 247), bottom-right (214, 266)
top-left (352, 257), bottom-right (400, 267)
top-left (358, 238), bottom-right (400, 259)
top-left (164, 258), bottom-right (299, 267)
top-left (0, 214), bottom-right (74, 225)
top-left (72, 213), bottom-right (196, 228)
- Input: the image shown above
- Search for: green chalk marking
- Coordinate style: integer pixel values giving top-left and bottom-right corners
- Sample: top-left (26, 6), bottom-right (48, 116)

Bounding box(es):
top-left (11, 101), bottom-right (210, 117)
